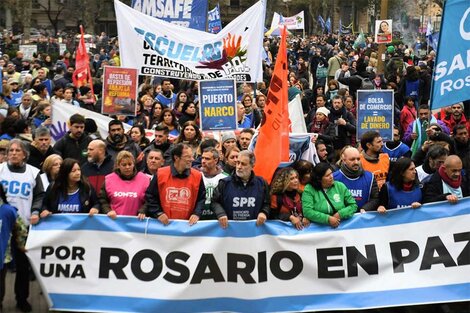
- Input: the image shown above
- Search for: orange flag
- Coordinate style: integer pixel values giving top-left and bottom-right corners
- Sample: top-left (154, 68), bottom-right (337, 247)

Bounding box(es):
top-left (73, 26), bottom-right (94, 96)
top-left (253, 25), bottom-right (289, 183)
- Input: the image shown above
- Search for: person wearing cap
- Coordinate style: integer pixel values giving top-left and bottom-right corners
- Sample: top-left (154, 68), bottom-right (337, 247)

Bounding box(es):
top-left (440, 102), bottom-right (470, 135)
top-left (220, 131), bottom-right (237, 159)
top-left (7, 78), bottom-right (24, 107)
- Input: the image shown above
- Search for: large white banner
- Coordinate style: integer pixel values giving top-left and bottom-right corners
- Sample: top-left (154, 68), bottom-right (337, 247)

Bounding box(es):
top-left (271, 11), bottom-right (305, 30)
top-left (26, 200), bottom-right (470, 312)
top-left (114, 0), bottom-right (264, 82)
top-left (51, 104), bottom-right (131, 142)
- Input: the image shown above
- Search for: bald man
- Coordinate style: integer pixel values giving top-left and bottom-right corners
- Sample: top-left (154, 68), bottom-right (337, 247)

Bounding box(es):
top-left (422, 155), bottom-right (469, 203)
top-left (82, 139), bottom-right (114, 192)
top-left (333, 147), bottom-right (379, 212)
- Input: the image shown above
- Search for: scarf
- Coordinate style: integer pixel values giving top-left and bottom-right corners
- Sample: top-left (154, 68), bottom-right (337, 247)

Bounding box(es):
top-left (340, 162), bottom-right (364, 178)
top-left (438, 165), bottom-right (461, 188)
top-left (402, 182), bottom-right (413, 191)
top-left (309, 117), bottom-right (330, 134)
top-left (282, 190), bottom-right (303, 217)
top-left (439, 165), bottom-right (462, 188)
top-left (106, 134), bottom-right (129, 151)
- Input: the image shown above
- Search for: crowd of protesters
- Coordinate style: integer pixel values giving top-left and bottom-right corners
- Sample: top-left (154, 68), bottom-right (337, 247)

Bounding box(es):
top-left (0, 29), bottom-right (469, 312)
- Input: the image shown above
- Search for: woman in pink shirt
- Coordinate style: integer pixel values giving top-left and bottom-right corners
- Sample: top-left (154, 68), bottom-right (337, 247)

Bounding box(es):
top-left (99, 151), bottom-right (150, 219)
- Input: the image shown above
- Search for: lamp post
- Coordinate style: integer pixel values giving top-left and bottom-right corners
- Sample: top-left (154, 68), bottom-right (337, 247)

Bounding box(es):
top-left (417, 0), bottom-right (428, 40)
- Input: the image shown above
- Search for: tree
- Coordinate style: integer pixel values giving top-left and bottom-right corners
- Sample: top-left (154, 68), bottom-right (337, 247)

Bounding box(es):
top-left (36, 0), bottom-right (65, 35)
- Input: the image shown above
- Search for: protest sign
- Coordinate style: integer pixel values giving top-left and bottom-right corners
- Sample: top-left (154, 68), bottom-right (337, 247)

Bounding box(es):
top-left (198, 79), bottom-right (237, 131)
top-left (271, 11), bottom-right (305, 30)
top-left (431, 0), bottom-right (470, 109)
top-left (131, 0), bottom-right (208, 31)
top-left (102, 66), bottom-right (138, 116)
top-left (26, 201), bottom-right (470, 312)
top-left (357, 90), bottom-right (394, 141)
top-left (19, 45), bottom-right (37, 60)
top-left (115, 0), bottom-right (264, 82)
top-left (375, 19), bottom-right (392, 44)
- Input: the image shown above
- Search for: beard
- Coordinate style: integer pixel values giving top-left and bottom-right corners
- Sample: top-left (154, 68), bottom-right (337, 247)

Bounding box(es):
top-left (112, 134), bottom-right (123, 142)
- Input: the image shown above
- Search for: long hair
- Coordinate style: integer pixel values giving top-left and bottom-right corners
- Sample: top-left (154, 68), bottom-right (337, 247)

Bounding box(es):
top-left (42, 154), bottom-right (63, 180)
top-left (51, 158), bottom-right (90, 199)
top-left (309, 162), bottom-right (333, 190)
top-left (389, 157), bottom-right (418, 190)
top-left (158, 108), bottom-right (179, 129)
top-left (175, 121), bottom-right (202, 145)
top-left (270, 167), bottom-right (299, 195)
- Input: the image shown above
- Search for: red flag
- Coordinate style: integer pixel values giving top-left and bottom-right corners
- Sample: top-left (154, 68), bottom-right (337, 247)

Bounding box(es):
top-left (253, 25), bottom-right (289, 183)
top-left (73, 26), bottom-right (94, 96)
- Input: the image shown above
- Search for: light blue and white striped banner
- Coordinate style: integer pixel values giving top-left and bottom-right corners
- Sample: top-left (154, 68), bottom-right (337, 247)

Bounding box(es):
top-left (26, 200), bottom-right (470, 312)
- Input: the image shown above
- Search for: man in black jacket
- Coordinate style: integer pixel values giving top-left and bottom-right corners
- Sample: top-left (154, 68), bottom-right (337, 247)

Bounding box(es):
top-left (53, 114), bottom-right (92, 164)
top-left (27, 127), bottom-right (55, 171)
top-left (422, 155), bottom-right (469, 204)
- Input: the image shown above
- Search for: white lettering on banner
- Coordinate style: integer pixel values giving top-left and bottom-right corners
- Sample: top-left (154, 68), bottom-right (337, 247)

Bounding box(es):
top-left (460, 7), bottom-right (470, 40)
top-left (115, 0), bottom-right (264, 82)
top-left (25, 203), bottom-right (470, 312)
top-left (133, 0), bottom-right (193, 19)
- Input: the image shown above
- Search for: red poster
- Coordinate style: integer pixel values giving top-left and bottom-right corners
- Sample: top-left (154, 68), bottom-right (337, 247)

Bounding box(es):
top-left (102, 66), bottom-right (138, 116)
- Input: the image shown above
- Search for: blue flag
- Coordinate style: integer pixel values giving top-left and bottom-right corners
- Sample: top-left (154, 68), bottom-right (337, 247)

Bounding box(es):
top-left (317, 15), bottom-right (325, 31)
top-left (207, 3), bottom-right (222, 34)
top-left (325, 17), bottom-right (331, 33)
top-left (431, 0), bottom-right (470, 110)
top-left (430, 31), bottom-right (439, 51)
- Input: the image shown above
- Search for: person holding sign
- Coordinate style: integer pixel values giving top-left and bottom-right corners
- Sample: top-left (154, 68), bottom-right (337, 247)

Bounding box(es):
top-left (302, 162), bottom-right (357, 228)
